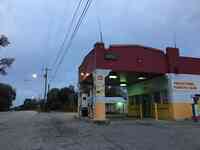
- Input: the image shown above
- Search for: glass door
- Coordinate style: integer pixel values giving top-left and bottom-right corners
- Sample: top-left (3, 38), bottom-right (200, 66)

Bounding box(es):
top-left (142, 94), bottom-right (152, 118)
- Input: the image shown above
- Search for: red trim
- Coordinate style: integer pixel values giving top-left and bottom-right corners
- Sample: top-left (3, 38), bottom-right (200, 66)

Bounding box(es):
top-left (192, 116), bottom-right (200, 120)
top-left (79, 43), bottom-right (200, 80)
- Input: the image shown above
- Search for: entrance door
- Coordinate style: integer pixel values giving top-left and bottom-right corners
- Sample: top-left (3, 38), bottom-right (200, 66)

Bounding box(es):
top-left (142, 94), bottom-right (152, 118)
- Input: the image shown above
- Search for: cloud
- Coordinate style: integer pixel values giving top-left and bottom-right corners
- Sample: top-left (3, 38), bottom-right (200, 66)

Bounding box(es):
top-left (0, 0), bottom-right (199, 105)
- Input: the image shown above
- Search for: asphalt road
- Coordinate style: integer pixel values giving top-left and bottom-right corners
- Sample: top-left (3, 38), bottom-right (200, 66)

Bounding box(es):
top-left (0, 111), bottom-right (200, 150)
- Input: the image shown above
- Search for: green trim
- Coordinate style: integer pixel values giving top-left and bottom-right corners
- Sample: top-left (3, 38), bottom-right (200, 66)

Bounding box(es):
top-left (128, 76), bottom-right (169, 96)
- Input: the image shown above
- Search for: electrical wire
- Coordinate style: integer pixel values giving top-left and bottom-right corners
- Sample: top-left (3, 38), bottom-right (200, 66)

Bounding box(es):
top-left (51, 0), bottom-right (84, 69)
top-left (50, 0), bottom-right (93, 83)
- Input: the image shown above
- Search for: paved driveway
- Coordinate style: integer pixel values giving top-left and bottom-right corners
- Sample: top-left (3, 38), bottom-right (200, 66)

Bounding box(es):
top-left (0, 111), bottom-right (200, 150)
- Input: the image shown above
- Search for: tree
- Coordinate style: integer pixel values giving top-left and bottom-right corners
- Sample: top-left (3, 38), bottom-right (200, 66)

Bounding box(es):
top-left (0, 35), bottom-right (14, 75)
top-left (0, 58), bottom-right (15, 75)
top-left (47, 88), bottom-right (61, 110)
top-left (59, 85), bottom-right (77, 111)
top-left (22, 98), bottom-right (38, 110)
top-left (46, 85), bottom-right (78, 112)
top-left (0, 83), bottom-right (16, 111)
top-left (59, 87), bottom-right (71, 104)
top-left (0, 35), bottom-right (10, 47)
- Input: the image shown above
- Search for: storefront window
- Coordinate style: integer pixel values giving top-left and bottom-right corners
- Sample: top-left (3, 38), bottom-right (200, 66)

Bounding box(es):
top-left (153, 92), bottom-right (161, 103)
top-left (160, 90), bottom-right (169, 104)
top-left (135, 95), bottom-right (141, 105)
top-left (105, 85), bottom-right (127, 98)
top-left (129, 96), bottom-right (135, 105)
top-left (153, 90), bottom-right (169, 104)
top-left (128, 95), bottom-right (141, 105)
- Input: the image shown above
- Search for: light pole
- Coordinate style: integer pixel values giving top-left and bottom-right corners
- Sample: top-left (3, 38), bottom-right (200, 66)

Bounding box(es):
top-left (32, 73), bottom-right (37, 79)
top-left (24, 73), bottom-right (42, 100)
top-left (43, 67), bottom-right (51, 101)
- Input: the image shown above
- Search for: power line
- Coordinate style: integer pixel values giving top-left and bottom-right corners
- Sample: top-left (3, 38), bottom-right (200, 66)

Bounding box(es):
top-left (51, 0), bottom-right (92, 82)
top-left (50, 0), bottom-right (93, 83)
top-left (50, 0), bottom-right (91, 83)
top-left (69, 0), bottom-right (93, 43)
top-left (51, 0), bottom-right (84, 69)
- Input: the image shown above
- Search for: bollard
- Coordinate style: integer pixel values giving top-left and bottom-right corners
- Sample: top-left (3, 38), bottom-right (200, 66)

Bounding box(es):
top-left (140, 104), bottom-right (143, 120)
top-left (154, 103), bottom-right (158, 120)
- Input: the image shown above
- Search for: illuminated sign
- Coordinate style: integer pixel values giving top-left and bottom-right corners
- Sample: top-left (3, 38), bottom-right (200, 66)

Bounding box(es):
top-left (97, 75), bottom-right (103, 80)
top-left (95, 75), bottom-right (105, 96)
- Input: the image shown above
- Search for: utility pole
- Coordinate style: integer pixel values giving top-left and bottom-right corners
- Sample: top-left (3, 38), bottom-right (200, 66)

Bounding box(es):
top-left (43, 67), bottom-right (51, 101)
top-left (47, 83), bottom-right (50, 94)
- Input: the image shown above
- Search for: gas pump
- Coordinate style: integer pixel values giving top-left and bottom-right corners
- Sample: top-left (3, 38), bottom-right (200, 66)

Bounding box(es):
top-left (80, 93), bottom-right (88, 117)
top-left (192, 94), bottom-right (200, 122)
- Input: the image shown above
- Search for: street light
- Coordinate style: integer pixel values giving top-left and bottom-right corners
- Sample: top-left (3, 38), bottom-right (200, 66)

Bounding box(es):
top-left (117, 102), bottom-right (123, 107)
top-left (24, 73), bottom-right (38, 82)
top-left (32, 73), bottom-right (38, 79)
top-left (138, 76), bottom-right (146, 80)
top-left (24, 75), bottom-right (43, 104)
top-left (120, 83), bottom-right (127, 87)
top-left (109, 75), bottom-right (118, 79)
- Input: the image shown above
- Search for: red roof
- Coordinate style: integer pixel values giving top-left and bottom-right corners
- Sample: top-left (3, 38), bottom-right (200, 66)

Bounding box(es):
top-left (79, 42), bottom-right (200, 79)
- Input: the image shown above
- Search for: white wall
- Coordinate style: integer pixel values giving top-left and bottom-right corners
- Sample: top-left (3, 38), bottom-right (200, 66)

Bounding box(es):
top-left (167, 74), bottom-right (200, 103)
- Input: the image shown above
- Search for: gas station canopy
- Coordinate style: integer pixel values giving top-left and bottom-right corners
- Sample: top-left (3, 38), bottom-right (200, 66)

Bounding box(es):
top-left (79, 42), bottom-right (200, 81)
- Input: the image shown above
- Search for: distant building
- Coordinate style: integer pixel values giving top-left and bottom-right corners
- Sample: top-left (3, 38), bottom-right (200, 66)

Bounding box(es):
top-left (78, 42), bottom-right (200, 121)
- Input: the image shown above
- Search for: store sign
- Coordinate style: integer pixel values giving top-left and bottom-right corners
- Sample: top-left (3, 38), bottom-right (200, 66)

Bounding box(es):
top-left (97, 75), bottom-right (103, 80)
top-left (95, 75), bottom-right (105, 96)
top-left (173, 81), bottom-right (198, 91)
top-left (93, 69), bottom-right (110, 97)
top-left (104, 52), bottom-right (119, 60)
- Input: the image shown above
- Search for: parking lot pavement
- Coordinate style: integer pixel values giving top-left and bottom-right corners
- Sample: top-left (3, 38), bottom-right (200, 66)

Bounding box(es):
top-left (0, 111), bottom-right (200, 150)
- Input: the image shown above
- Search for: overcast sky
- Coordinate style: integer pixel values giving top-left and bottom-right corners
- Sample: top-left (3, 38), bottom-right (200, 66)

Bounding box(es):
top-left (0, 0), bottom-right (199, 106)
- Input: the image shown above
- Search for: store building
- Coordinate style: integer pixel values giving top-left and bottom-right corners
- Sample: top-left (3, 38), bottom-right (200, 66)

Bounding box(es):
top-left (78, 42), bottom-right (200, 121)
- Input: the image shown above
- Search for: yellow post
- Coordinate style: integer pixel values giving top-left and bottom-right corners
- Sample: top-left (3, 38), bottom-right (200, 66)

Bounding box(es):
top-left (94, 102), bottom-right (106, 121)
top-left (92, 69), bottom-right (110, 122)
top-left (140, 104), bottom-right (143, 120)
top-left (154, 103), bottom-right (158, 120)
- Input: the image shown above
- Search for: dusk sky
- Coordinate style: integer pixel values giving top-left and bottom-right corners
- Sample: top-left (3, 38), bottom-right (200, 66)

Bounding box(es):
top-left (0, 0), bottom-right (199, 106)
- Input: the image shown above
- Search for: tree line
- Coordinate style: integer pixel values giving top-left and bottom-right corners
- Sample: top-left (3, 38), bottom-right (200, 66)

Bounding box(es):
top-left (0, 35), bottom-right (16, 111)
top-left (17, 85), bottom-right (78, 112)
top-left (0, 35), bottom-right (78, 112)
top-left (46, 85), bottom-right (78, 111)
top-left (0, 35), bottom-right (15, 75)
top-left (0, 83), bottom-right (16, 111)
